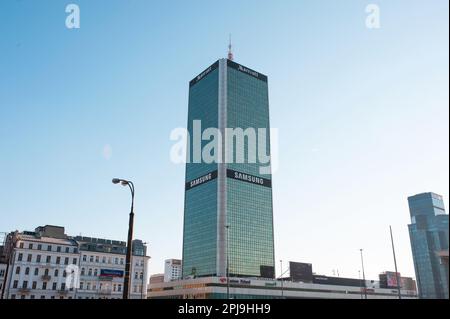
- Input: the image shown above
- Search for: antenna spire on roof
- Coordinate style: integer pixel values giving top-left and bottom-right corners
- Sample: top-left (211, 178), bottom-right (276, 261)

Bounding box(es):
top-left (228, 34), bottom-right (234, 61)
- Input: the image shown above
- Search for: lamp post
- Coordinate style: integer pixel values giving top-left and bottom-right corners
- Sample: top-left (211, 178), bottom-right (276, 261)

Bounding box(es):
top-left (225, 225), bottom-right (230, 300)
top-left (112, 178), bottom-right (135, 300)
top-left (358, 270), bottom-right (363, 299)
top-left (280, 260), bottom-right (284, 298)
top-left (390, 226), bottom-right (402, 299)
top-left (360, 249), bottom-right (367, 299)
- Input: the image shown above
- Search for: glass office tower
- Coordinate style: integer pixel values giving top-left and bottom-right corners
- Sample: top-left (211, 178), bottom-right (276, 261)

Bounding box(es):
top-left (182, 59), bottom-right (275, 279)
top-left (408, 192), bottom-right (449, 299)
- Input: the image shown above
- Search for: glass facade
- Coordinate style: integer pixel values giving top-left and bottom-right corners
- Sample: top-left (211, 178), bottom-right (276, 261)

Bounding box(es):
top-left (408, 193), bottom-right (449, 299)
top-left (226, 61), bottom-right (274, 277)
top-left (182, 59), bottom-right (275, 279)
top-left (182, 63), bottom-right (219, 277)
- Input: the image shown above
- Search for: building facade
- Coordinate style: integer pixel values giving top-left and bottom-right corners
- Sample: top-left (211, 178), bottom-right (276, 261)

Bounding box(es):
top-left (148, 276), bottom-right (418, 300)
top-left (0, 225), bottom-right (150, 299)
top-left (164, 259), bottom-right (182, 282)
top-left (183, 59), bottom-right (275, 279)
top-left (408, 192), bottom-right (449, 299)
top-left (75, 237), bottom-right (149, 299)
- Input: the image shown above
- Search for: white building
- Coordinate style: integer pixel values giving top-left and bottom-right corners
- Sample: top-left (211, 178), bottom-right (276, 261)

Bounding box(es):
top-left (164, 259), bottom-right (182, 282)
top-left (148, 276), bottom-right (418, 299)
top-left (0, 225), bottom-right (150, 299)
top-left (0, 262), bottom-right (6, 294)
top-left (0, 226), bottom-right (79, 299)
top-left (75, 237), bottom-right (149, 299)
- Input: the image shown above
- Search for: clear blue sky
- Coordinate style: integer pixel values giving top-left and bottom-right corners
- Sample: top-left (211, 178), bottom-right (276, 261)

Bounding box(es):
top-left (0, 0), bottom-right (448, 280)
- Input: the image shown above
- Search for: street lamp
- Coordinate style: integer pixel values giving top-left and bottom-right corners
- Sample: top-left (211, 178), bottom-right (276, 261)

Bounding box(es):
top-left (225, 225), bottom-right (230, 300)
top-left (360, 249), bottom-right (367, 299)
top-left (112, 178), bottom-right (135, 300)
top-left (280, 260), bottom-right (284, 298)
top-left (389, 226), bottom-right (402, 300)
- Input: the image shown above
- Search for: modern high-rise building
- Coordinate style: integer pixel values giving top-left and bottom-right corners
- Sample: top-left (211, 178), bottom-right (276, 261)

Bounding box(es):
top-left (182, 58), bottom-right (275, 279)
top-left (408, 192), bottom-right (449, 299)
top-left (164, 259), bottom-right (182, 282)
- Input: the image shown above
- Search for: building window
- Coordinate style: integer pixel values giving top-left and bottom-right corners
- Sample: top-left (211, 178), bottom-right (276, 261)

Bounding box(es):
top-left (134, 272), bottom-right (138, 279)
top-left (15, 266), bottom-right (20, 275)
top-left (82, 255), bottom-right (87, 262)
top-left (95, 256), bottom-right (99, 263)
top-left (88, 269), bottom-right (92, 276)
top-left (42, 282), bottom-right (47, 290)
top-left (120, 258), bottom-right (124, 265)
top-left (65, 247), bottom-right (69, 253)
top-left (30, 295), bottom-right (35, 299)
top-left (37, 244), bottom-right (42, 250)
top-left (102, 256), bottom-right (106, 263)
top-left (17, 253), bottom-right (23, 262)
top-left (61, 283), bottom-right (66, 291)
top-left (64, 257), bottom-right (69, 265)
top-left (114, 258), bottom-right (118, 265)
top-left (21, 295), bottom-right (25, 299)
top-left (90, 256), bottom-right (94, 263)
top-left (72, 258), bottom-right (77, 265)
top-left (34, 268), bottom-right (39, 276)
top-left (32, 281), bottom-right (37, 289)
top-left (40, 295), bottom-right (45, 299)
top-left (19, 242), bottom-right (24, 249)
top-left (56, 257), bottom-right (61, 264)
top-left (80, 282), bottom-right (84, 290)
top-left (28, 243), bottom-right (33, 250)
top-left (63, 270), bottom-right (67, 278)
top-left (36, 255), bottom-right (41, 263)
top-left (44, 269), bottom-right (49, 276)
top-left (46, 256), bottom-right (51, 263)
top-left (94, 269), bottom-right (98, 276)
top-left (25, 267), bottom-right (30, 275)
top-left (47, 245), bottom-right (52, 252)
top-left (52, 283), bottom-right (57, 290)
top-left (118, 284), bottom-right (122, 292)
top-left (81, 268), bottom-right (85, 276)
top-left (86, 283), bottom-right (91, 290)
top-left (54, 269), bottom-right (59, 277)
top-left (57, 246), bottom-right (61, 253)
top-left (13, 280), bottom-right (18, 288)
top-left (27, 254), bottom-right (32, 262)
top-left (22, 281), bottom-right (28, 289)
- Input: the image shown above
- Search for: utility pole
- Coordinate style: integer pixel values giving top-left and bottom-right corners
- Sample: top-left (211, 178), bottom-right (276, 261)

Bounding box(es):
top-left (360, 249), bottom-right (367, 299)
top-left (390, 226), bottom-right (402, 299)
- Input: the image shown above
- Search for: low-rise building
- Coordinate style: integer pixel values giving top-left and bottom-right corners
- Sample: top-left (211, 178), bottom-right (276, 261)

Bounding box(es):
top-left (0, 225), bottom-right (150, 299)
top-left (147, 276), bottom-right (418, 299)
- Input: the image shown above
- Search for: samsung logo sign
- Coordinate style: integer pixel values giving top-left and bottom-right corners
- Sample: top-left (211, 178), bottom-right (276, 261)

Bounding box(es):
top-left (227, 169), bottom-right (272, 188)
top-left (185, 171), bottom-right (218, 190)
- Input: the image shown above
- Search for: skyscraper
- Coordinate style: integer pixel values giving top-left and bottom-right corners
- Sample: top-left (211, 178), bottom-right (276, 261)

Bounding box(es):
top-left (408, 192), bottom-right (449, 299)
top-left (182, 58), bottom-right (275, 279)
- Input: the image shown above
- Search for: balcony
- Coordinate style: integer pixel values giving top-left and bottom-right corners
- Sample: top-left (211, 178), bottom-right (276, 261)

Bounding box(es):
top-left (58, 289), bottom-right (69, 295)
top-left (98, 289), bottom-right (112, 295)
top-left (19, 287), bottom-right (31, 293)
top-left (41, 275), bottom-right (52, 281)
